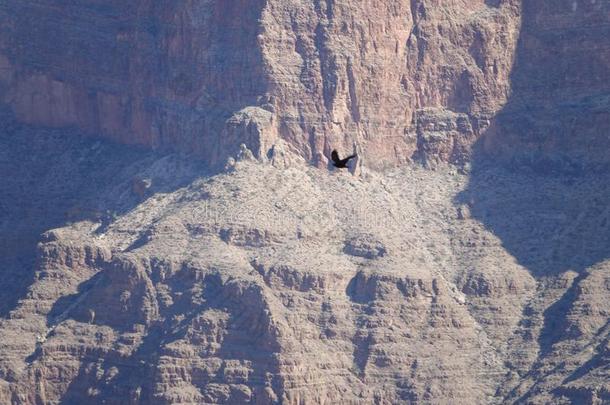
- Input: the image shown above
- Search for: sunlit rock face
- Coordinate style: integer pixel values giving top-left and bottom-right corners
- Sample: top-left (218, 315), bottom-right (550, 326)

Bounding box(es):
top-left (0, 0), bottom-right (521, 168)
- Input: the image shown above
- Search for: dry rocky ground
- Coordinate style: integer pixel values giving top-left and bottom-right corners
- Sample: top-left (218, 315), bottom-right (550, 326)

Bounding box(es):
top-left (0, 125), bottom-right (608, 404)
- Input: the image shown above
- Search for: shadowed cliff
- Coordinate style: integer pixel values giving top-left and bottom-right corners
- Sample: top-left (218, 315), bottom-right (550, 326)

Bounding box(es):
top-left (463, 0), bottom-right (609, 277)
top-left (482, 0), bottom-right (610, 169)
top-left (460, 2), bottom-right (610, 401)
top-left (0, 110), bottom-right (203, 317)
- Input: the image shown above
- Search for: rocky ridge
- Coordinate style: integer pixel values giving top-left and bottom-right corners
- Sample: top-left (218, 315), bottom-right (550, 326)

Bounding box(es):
top-left (0, 128), bottom-right (608, 403)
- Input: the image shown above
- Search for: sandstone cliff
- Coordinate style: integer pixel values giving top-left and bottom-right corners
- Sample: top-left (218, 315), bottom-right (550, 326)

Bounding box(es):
top-left (0, 0), bottom-right (522, 168)
top-left (0, 0), bottom-right (609, 404)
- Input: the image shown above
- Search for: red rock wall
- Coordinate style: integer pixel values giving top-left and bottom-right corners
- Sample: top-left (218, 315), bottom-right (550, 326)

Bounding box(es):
top-left (0, 1), bottom-right (268, 161)
top-left (260, 0), bottom-right (520, 168)
top-left (3, 1), bottom-right (607, 170)
top-left (0, 0), bottom-right (523, 169)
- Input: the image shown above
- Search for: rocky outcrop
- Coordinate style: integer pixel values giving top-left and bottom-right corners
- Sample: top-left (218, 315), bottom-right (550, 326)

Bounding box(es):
top-left (343, 234), bottom-right (388, 259)
top-left (0, 0), bottom-right (521, 169)
top-left (414, 108), bottom-right (478, 167)
top-left (0, 150), bottom-right (607, 404)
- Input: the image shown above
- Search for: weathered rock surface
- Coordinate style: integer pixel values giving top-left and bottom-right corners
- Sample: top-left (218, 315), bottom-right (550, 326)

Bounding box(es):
top-left (0, 0), bottom-right (608, 404)
top-left (0, 127), bottom-right (608, 403)
top-left (0, 0), bottom-right (521, 169)
top-left (3, 1), bottom-right (606, 170)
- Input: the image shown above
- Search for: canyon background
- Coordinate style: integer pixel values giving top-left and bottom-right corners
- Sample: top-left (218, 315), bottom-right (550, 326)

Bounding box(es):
top-left (0, 0), bottom-right (609, 404)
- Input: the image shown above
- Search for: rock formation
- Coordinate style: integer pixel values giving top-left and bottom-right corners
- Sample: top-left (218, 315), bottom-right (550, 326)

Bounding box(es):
top-left (0, 0), bottom-right (523, 168)
top-left (0, 0), bottom-right (609, 404)
top-left (0, 126), bottom-right (608, 403)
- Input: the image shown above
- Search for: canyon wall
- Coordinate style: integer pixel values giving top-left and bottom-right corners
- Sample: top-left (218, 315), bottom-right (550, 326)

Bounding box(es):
top-left (0, 1), bottom-right (609, 403)
top-left (0, 1), bottom-right (268, 164)
top-left (0, 0), bottom-right (521, 169)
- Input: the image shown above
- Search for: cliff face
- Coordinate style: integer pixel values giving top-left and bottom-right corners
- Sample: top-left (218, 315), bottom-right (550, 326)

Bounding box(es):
top-left (255, 0), bottom-right (520, 167)
top-left (0, 1), bottom-right (268, 162)
top-left (0, 0), bottom-right (521, 168)
top-left (1, 1), bottom-right (609, 404)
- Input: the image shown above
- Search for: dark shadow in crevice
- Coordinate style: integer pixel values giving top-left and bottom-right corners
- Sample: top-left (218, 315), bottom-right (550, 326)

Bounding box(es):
top-left (352, 331), bottom-right (372, 378)
top-left (537, 272), bottom-right (587, 357)
top-left (484, 0), bottom-right (502, 7)
top-left (561, 325), bottom-right (610, 385)
top-left (46, 271), bottom-right (106, 328)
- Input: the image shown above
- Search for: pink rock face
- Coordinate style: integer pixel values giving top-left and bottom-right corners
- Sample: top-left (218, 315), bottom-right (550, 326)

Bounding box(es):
top-left (1, 1), bottom-right (607, 169)
top-left (260, 0), bottom-right (520, 168)
top-left (0, 0), bottom-right (521, 169)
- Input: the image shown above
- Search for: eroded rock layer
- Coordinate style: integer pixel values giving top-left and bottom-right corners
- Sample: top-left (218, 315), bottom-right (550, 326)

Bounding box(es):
top-left (0, 127), bottom-right (608, 403)
top-left (0, 0), bottom-right (523, 168)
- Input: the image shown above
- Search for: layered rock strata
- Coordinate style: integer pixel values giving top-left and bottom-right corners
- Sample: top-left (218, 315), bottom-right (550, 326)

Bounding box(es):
top-left (0, 0), bottom-right (521, 168)
top-left (0, 138), bottom-right (608, 403)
